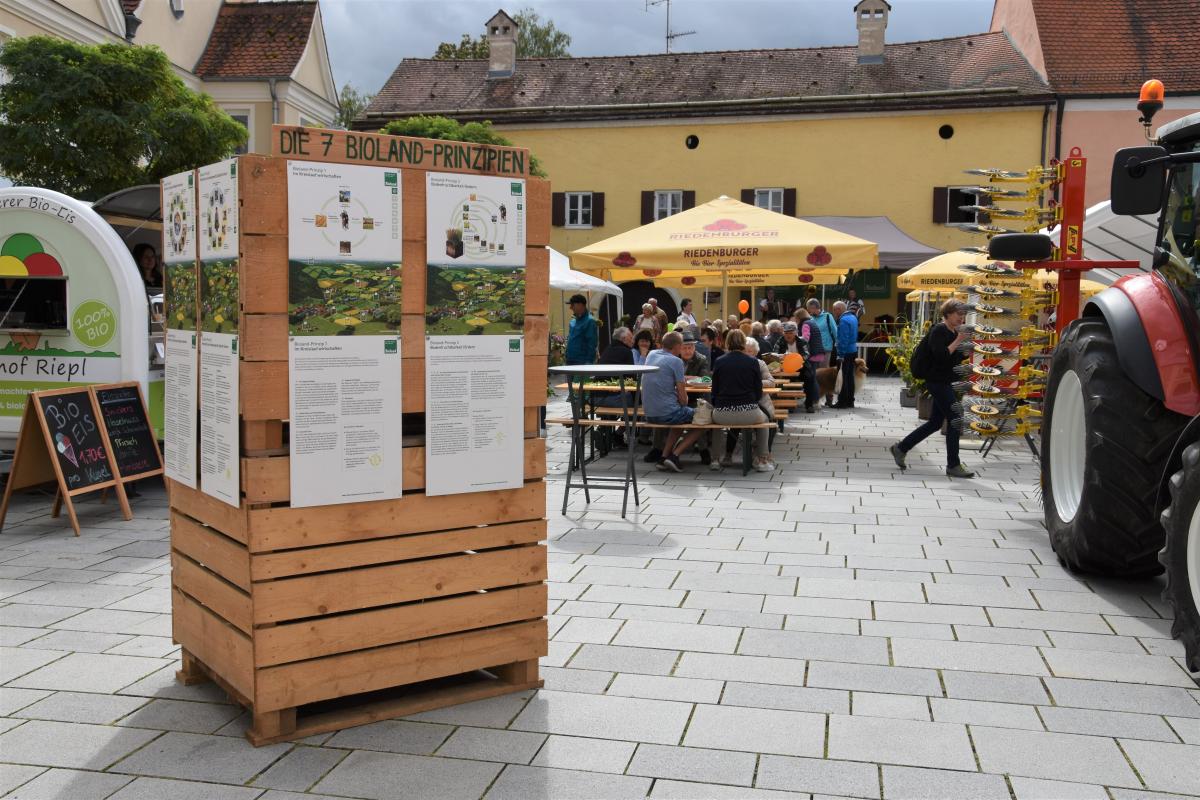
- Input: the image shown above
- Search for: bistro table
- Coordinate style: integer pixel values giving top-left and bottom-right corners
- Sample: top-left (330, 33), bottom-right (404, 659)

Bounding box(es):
top-left (550, 364), bottom-right (659, 518)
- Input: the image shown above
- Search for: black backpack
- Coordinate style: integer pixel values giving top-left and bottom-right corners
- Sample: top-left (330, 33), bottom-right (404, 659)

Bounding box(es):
top-left (909, 327), bottom-right (936, 380)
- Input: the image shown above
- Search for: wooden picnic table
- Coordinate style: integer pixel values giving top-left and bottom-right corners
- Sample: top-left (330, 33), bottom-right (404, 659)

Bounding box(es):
top-left (555, 383), bottom-right (780, 395)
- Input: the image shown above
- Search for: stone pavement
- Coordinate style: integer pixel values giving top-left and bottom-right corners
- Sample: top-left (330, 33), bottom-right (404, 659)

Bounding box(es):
top-left (0, 374), bottom-right (1198, 799)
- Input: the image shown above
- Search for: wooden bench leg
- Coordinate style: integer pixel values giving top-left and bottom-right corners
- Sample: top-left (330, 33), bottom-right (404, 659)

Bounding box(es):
top-left (742, 430), bottom-right (753, 476)
top-left (493, 658), bottom-right (540, 686)
top-left (176, 648), bottom-right (210, 686)
top-left (250, 707), bottom-right (297, 743)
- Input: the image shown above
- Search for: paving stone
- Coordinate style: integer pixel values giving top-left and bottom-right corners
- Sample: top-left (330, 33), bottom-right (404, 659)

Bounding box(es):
top-left (109, 731), bottom-right (290, 782)
top-left (860, 620), bottom-right (955, 640)
top-left (953, 624), bottom-right (1050, 646)
top-left (1009, 776), bottom-right (1109, 800)
top-left (573, 565), bottom-right (679, 588)
top-left (1045, 631), bottom-right (1148, 653)
top-left (0, 688), bottom-right (50, 716)
top-left (0, 719), bottom-right (161, 769)
top-left (1119, 739), bottom-right (1200, 795)
top-left (552, 616), bottom-right (623, 644)
top-left (107, 776), bottom-right (276, 800)
top-left (757, 754), bottom-right (880, 798)
top-left (702, 609), bottom-right (785, 629)
top-left (25, 629), bottom-right (133, 653)
top-left (721, 681), bottom-right (849, 715)
top-left (671, 571), bottom-right (798, 596)
top-left (567, 643), bottom-right (679, 675)
top-left (1166, 715), bottom-right (1200, 744)
top-left (1042, 648), bottom-right (1194, 686)
top-left (874, 601), bottom-right (990, 626)
top-left (628, 743), bottom-right (756, 786)
top-left (0, 765), bottom-right (44, 797)
top-left (881, 765), bottom-right (1010, 800)
top-left (650, 779), bottom-right (808, 798)
top-left (612, 604), bottom-right (703, 623)
top-left (3, 767), bottom-right (134, 799)
top-left (929, 697), bottom-right (1042, 730)
top-left (613, 619), bottom-right (741, 653)
top-left (1045, 678), bottom-right (1200, 717)
top-left (114, 664), bottom-right (233, 706)
top-left (674, 652), bottom-right (808, 685)
top-left (113, 698), bottom-right (243, 734)
top-left (682, 704), bottom-right (824, 757)
top-left (608, 673), bottom-right (723, 703)
top-left (437, 726), bottom-right (546, 763)
top-left (1038, 706), bottom-right (1179, 742)
top-left (14, 691), bottom-right (147, 724)
top-left (49, 609), bottom-right (169, 638)
top-left (827, 715), bottom-right (976, 770)
top-left (0, 647), bottom-right (63, 684)
top-left (1032, 589), bottom-right (1157, 617)
top-left (250, 745), bottom-right (348, 792)
top-left (763, 595), bottom-right (872, 619)
top-left (529, 735), bottom-right (635, 774)
top-left (578, 585), bottom-right (686, 606)
top-left (483, 764), bottom-right (651, 800)
top-left (9, 652), bottom-right (167, 693)
top-left (942, 670), bottom-right (1050, 705)
top-left (541, 666), bottom-right (613, 693)
top-left (324, 719), bottom-right (453, 754)
top-left (971, 725), bottom-right (1139, 785)
top-left (1, 582), bottom-right (141, 608)
top-left (892, 638), bottom-right (1048, 675)
top-left (738, 627), bottom-right (889, 664)
top-left (511, 689), bottom-right (692, 744)
top-left (853, 691), bottom-right (930, 720)
top-left (683, 590), bottom-right (765, 612)
top-left (807, 660), bottom-right (942, 696)
top-left (0, 605), bottom-right (85, 629)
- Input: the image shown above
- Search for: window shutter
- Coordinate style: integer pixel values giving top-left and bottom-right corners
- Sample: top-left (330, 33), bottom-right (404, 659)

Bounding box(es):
top-left (932, 186), bottom-right (949, 224)
top-left (740, 189), bottom-right (755, 205)
top-left (592, 192), bottom-right (605, 227)
top-left (783, 188), bottom-right (797, 216)
top-left (551, 192), bottom-right (566, 227)
top-left (641, 191), bottom-right (654, 224)
top-left (682, 190), bottom-right (696, 211)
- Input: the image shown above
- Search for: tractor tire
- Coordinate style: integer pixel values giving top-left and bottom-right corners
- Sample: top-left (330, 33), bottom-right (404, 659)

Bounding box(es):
top-left (1042, 317), bottom-right (1187, 576)
top-left (1159, 442), bottom-right (1200, 673)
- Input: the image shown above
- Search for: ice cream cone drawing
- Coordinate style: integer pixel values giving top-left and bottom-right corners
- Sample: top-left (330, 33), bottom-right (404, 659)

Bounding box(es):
top-left (55, 432), bottom-right (78, 468)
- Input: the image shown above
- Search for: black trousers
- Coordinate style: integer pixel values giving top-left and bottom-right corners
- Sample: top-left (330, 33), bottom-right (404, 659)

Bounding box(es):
top-left (837, 350), bottom-right (856, 407)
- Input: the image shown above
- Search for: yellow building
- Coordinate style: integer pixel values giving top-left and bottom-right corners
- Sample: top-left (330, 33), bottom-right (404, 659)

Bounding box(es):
top-left (362, 3), bottom-right (1053, 324)
top-left (0, 0), bottom-right (339, 153)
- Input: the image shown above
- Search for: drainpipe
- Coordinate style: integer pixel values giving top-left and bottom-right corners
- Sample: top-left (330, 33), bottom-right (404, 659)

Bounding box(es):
top-left (269, 78), bottom-right (279, 125)
top-left (1039, 102), bottom-right (1051, 165)
top-left (1053, 94), bottom-right (1065, 202)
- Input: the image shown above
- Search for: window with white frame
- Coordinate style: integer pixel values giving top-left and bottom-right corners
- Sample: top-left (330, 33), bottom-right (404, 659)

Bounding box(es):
top-left (566, 192), bottom-right (592, 228)
top-left (754, 188), bottom-right (784, 214)
top-left (655, 190), bottom-right (683, 220)
top-left (224, 107), bottom-right (252, 154)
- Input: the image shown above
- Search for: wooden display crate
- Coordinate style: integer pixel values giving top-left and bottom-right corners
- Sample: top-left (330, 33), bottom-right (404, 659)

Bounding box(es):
top-left (170, 133), bottom-right (550, 745)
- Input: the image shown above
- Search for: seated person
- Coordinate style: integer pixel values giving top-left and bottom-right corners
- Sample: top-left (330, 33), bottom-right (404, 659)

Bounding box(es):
top-left (712, 331), bottom-right (775, 473)
top-left (597, 326), bottom-right (634, 365)
top-left (774, 321), bottom-right (818, 414)
top-left (700, 326), bottom-right (724, 364)
top-left (642, 331), bottom-right (707, 472)
top-left (632, 329), bottom-right (654, 365)
top-left (679, 331), bottom-right (709, 377)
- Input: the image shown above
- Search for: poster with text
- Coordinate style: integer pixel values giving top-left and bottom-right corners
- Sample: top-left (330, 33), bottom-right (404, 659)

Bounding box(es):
top-left (197, 160), bottom-right (241, 505)
top-left (287, 160), bottom-right (403, 507)
top-left (424, 172), bottom-right (526, 495)
top-left (162, 170), bottom-right (198, 488)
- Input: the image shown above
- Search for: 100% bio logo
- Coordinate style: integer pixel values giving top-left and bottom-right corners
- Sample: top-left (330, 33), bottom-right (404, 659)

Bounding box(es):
top-left (71, 301), bottom-right (116, 349)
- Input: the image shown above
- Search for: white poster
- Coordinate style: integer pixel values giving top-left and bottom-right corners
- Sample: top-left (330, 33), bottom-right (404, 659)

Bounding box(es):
top-left (424, 172), bottom-right (526, 496)
top-left (425, 335), bottom-right (524, 495)
top-left (163, 329), bottom-right (197, 488)
top-left (286, 160), bottom-right (403, 507)
top-left (162, 170), bottom-right (198, 488)
top-left (197, 160), bottom-right (241, 506)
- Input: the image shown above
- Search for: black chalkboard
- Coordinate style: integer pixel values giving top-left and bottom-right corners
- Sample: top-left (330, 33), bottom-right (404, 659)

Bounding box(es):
top-left (94, 384), bottom-right (162, 480)
top-left (36, 389), bottom-right (114, 492)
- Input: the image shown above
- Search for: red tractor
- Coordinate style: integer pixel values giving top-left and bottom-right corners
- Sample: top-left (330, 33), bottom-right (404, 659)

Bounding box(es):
top-left (1040, 86), bottom-right (1200, 674)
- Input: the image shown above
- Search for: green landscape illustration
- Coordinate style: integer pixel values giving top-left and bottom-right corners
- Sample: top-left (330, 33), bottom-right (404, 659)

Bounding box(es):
top-left (165, 263), bottom-right (198, 330)
top-left (425, 264), bottom-right (525, 335)
top-left (288, 260), bottom-right (402, 336)
top-left (200, 258), bottom-right (239, 334)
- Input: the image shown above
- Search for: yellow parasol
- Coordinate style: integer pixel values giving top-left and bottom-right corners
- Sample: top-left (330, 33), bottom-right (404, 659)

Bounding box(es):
top-left (571, 195), bottom-right (878, 273)
top-left (898, 251), bottom-right (1024, 292)
top-left (903, 265), bottom-right (1107, 301)
top-left (610, 269), bottom-right (847, 288)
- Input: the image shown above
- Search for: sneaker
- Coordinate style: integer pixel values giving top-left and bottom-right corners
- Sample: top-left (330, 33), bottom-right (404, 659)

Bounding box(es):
top-left (805, 405), bottom-right (816, 414)
top-left (655, 459), bottom-right (669, 471)
top-left (720, 455), bottom-right (733, 467)
top-left (753, 459), bottom-right (774, 473)
top-left (661, 454), bottom-right (683, 472)
top-left (643, 448), bottom-right (662, 463)
top-left (946, 463), bottom-right (976, 479)
top-left (709, 461), bottom-right (723, 472)
top-left (699, 449), bottom-right (712, 466)
top-left (889, 444), bottom-right (907, 471)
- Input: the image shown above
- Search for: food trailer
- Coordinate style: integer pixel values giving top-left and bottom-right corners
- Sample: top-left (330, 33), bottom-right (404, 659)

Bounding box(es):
top-left (0, 186), bottom-right (159, 451)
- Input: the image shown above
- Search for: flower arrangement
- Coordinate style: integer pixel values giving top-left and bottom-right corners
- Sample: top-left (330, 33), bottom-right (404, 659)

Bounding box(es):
top-left (548, 331), bottom-right (567, 367)
top-left (885, 318), bottom-right (930, 394)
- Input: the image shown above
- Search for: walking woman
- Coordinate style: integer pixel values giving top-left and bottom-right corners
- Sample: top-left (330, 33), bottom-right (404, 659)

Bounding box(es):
top-left (889, 299), bottom-right (976, 478)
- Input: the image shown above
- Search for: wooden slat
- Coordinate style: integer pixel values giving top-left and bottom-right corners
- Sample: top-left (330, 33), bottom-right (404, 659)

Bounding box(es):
top-left (400, 240), bottom-right (426, 315)
top-left (239, 156), bottom-right (287, 236)
top-left (254, 618), bottom-right (547, 711)
top-left (240, 439), bottom-right (546, 504)
top-left (241, 315), bottom-right (288, 362)
top-left (170, 481), bottom-right (248, 544)
top-left (402, 169), bottom-right (425, 240)
top-left (247, 479), bottom-right (544, 552)
top-left (172, 513), bottom-right (250, 590)
top-left (240, 235), bottom-right (287, 314)
top-left (525, 316), bottom-right (548, 356)
top-left (243, 420), bottom-right (284, 456)
top-left (524, 407), bottom-right (540, 438)
top-left (526, 246), bottom-right (549, 315)
top-left (172, 552), bottom-right (253, 633)
top-left (253, 544), bottom-right (546, 624)
top-left (255, 584), bottom-right (546, 666)
top-left (526, 179), bottom-right (551, 246)
top-left (252, 519), bottom-right (546, 580)
top-left (172, 587), bottom-right (253, 699)
top-left (240, 362), bottom-right (288, 421)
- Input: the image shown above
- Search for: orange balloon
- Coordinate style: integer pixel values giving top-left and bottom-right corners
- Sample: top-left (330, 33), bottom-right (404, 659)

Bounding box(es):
top-left (737, 299), bottom-right (749, 314)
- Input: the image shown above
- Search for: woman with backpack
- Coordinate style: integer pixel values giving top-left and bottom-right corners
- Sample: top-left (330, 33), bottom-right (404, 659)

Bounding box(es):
top-left (889, 299), bottom-right (976, 478)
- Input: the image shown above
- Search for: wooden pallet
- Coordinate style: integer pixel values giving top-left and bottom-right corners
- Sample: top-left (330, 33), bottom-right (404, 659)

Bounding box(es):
top-left (169, 134), bottom-right (550, 746)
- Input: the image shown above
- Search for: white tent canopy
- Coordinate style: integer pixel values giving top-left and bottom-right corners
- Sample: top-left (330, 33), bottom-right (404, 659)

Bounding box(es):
top-left (1040, 201), bottom-right (1157, 285)
top-left (548, 247), bottom-right (622, 297)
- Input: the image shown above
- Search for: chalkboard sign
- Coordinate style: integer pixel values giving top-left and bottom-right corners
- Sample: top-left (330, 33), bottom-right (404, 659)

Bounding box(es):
top-left (94, 383), bottom-right (163, 480)
top-left (36, 389), bottom-right (114, 492)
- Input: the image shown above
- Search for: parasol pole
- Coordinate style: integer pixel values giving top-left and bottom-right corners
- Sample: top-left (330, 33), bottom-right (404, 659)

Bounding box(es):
top-left (721, 270), bottom-right (728, 322)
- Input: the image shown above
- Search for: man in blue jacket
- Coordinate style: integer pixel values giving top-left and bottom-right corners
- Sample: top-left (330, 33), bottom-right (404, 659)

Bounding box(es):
top-left (565, 294), bottom-right (598, 365)
top-left (833, 300), bottom-right (858, 409)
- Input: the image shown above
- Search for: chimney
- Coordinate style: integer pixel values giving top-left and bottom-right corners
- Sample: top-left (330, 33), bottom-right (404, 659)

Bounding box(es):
top-left (486, 9), bottom-right (518, 79)
top-left (855, 0), bottom-right (890, 65)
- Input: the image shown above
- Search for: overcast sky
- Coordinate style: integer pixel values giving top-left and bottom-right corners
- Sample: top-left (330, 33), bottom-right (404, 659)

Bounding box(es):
top-left (322, 0), bottom-right (997, 95)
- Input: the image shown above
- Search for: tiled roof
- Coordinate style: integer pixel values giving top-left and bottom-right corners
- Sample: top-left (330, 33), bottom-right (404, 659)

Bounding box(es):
top-left (1032, 0), bottom-right (1200, 95)
top-left (363, 31), bottom-right (1051, 124)
top-left (195, 0), bottom-right (316, 80)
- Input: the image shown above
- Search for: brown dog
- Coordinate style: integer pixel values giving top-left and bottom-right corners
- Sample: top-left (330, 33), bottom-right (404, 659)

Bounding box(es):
top-left (816, 358), bottom-right (869, 405)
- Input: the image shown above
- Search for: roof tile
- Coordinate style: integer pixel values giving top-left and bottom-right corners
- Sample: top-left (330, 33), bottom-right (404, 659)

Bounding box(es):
top-left (195, 0), bottom-right (316, 80)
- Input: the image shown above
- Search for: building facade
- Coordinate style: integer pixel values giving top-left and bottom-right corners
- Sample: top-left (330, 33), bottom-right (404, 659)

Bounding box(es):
top-left (0, 0), bottom-right (339, 154)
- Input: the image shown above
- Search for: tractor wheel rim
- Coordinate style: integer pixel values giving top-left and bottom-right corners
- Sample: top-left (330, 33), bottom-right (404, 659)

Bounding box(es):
top-left (1189, 492), bottom-right (1200, 619)
top-left (1050, 369), bottom-right (1086, 523)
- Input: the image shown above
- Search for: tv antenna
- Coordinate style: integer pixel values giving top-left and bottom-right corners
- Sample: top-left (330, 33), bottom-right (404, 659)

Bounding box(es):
top-left (646, 0), bottom-right (695, 53)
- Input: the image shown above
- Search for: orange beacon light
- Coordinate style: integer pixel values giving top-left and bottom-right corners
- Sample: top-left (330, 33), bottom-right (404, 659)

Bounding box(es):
top-left (1138, 79), bottom-right (1165, 126)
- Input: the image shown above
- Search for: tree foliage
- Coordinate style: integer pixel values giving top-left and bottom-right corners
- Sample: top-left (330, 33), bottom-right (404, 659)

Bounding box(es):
top-left (433, 8), bottom-right (571, 60)
top-left (0, 37), bottom-right (246, 200)
top-left (335, 82), bottom-right (375, 129)
top-left (380, 116), bottom-right (547, 178)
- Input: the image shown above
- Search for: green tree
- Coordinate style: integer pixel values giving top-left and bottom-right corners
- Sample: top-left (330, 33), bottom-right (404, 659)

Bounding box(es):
top-left (381, 115), bottom-right (547, 177)
top-left (432, 8), bottom-right (571, 60)
top-left (0, 37), bottom-right (246, 200)
top-left (335, 82), bottom-right (375, 129)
